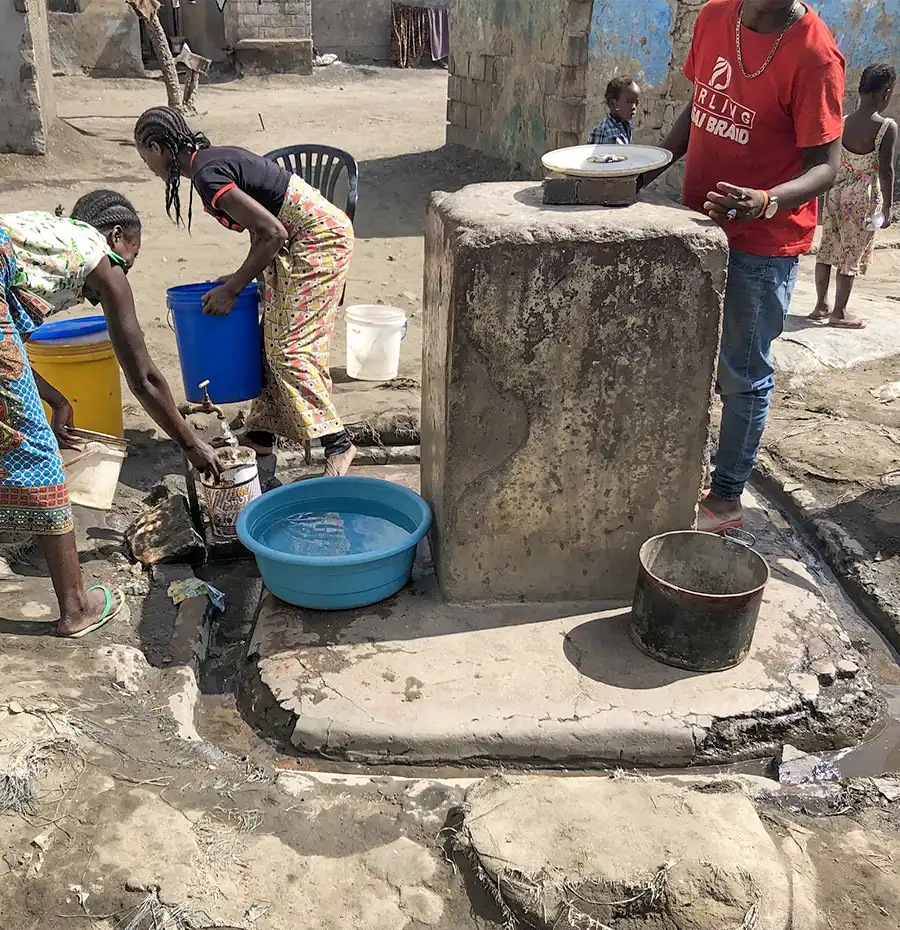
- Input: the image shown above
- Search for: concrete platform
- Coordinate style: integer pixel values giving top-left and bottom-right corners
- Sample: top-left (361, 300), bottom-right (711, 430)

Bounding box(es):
top-left (775, 250), bottom-right (900, 377)
top-left (241, 487), bottom-right (883, 767)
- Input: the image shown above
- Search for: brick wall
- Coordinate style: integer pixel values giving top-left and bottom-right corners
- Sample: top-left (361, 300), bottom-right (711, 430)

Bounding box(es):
top-left (446, 0), bottom-right (592, 176)
top-left (225, 0), bottom-right (312, 43)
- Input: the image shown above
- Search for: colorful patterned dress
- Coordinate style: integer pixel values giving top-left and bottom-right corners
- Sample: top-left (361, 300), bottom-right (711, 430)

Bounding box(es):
top-left (0, 214), bottom-right (110, 535)
top-left (248, 175), bottom-right (354, 442)
top-left (818, 119), bottom-right (895, 277)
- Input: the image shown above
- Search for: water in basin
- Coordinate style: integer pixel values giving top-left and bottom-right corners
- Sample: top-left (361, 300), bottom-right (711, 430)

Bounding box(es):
top-left (260, 510), bottom-right (411, 558)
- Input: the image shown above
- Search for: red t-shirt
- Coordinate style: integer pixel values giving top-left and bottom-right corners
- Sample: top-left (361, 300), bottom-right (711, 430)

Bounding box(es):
top-left (682, 0), bottom-right (845, 256)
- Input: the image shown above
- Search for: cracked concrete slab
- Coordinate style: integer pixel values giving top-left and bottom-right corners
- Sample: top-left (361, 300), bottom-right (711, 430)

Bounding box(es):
top-left (459, 775), bottom-right (794, 930)
top-left (241, 490), bottom-right (883, 767)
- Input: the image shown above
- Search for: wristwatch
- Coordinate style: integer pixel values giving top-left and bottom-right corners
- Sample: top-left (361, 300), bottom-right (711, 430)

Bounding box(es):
top-left (758, 190), bottom-right (779, 220)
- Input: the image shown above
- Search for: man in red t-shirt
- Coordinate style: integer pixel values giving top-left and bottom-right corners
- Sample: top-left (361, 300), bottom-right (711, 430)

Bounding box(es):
top-left (646, 0), bottom-right (845, 532)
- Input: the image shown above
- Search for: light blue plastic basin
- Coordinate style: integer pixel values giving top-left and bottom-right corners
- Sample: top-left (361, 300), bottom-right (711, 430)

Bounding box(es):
top-left (237, 476), bottom-right (432, 610)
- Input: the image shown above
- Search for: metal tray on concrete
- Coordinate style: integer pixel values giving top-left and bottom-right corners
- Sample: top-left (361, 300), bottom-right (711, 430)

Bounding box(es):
top-left (542, 144), bottom-right (672, 179)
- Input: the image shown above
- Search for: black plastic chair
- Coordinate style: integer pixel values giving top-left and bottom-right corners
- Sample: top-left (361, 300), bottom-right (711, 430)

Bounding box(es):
top-left (264, 144), bottom-right (359, 224)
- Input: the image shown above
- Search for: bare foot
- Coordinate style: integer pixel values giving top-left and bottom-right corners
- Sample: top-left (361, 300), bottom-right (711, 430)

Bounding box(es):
top-left (697, 494), bottom-right (743, 533)
top-left (828, 313), bottom-right (867, 329)
top-left (808, 304), bottom-right (830, 323)
top-left (58, 585), bottom-right (111, 637)
top-left (323, 444), bottom-right (357, 477)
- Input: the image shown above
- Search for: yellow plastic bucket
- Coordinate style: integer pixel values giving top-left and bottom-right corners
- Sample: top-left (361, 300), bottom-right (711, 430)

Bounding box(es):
top-left (26, 317), bottom-right (124, 439)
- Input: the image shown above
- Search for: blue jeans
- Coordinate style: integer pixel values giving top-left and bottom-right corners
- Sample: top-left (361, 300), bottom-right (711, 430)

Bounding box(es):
top-left (711, 250), bottom-right (799, 501)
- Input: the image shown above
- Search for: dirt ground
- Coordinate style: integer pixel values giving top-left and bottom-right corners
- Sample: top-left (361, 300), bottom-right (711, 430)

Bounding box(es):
top-left (4, 66), bottom-right (900, 930)
top-left (760, 244), bottom-right (900, 620)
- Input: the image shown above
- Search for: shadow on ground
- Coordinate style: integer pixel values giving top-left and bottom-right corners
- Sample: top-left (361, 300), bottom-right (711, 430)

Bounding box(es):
top-left (354, 147), bottom-right (527, 239)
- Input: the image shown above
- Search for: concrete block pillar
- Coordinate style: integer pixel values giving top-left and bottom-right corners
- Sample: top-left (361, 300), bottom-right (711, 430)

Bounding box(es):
top-left (0, 0), bottom-right (56, 155)
top-left (422, 182), bottom-right (728, 602)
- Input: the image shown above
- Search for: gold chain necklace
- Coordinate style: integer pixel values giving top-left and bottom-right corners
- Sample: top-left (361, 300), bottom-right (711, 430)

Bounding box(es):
top-left (735, 1), bottom-right (800, 79)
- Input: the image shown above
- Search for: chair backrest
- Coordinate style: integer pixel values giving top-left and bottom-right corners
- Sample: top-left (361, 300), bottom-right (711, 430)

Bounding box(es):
top-left (264, 144), bottom-right (359, 223)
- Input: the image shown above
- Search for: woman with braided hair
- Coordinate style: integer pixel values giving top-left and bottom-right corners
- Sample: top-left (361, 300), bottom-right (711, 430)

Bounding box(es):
top-left (134, 106), bottom-right (357, 484)
top-left (0, 190), bottom-right (219, 637)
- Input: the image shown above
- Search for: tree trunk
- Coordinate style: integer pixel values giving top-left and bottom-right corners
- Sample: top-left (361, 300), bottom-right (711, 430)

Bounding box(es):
top-left (182, 70), bottom-right (200, 115)
top-left (145, 12), bottom-right (182, 109)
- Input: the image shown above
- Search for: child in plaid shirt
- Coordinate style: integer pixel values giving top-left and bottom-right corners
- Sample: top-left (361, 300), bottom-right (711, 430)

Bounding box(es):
top-left (589, 76), bottom-right (641, 145)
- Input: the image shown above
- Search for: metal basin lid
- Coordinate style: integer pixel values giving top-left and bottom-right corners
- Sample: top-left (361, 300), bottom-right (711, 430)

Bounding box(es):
top-left (541, 144), bottom-right (673, 178)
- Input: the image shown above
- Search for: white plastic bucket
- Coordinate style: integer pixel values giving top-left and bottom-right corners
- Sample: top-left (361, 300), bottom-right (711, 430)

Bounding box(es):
top-left (199, 447), bottom-right (261, 537)
top-left (345, 305), bottom-right (407, 382)
top-left (61, 429), bottom-right (128, 511)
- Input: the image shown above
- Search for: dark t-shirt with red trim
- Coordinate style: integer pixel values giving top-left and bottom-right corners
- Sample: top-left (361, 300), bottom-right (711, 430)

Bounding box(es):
top-left (191, 146), bottom-right (292, 232)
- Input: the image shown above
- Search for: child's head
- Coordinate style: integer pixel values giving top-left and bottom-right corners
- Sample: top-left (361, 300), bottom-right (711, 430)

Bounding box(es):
top-left (859, 63), bottom-right (896, 107)
top-left (605, 76), bottom-right (641, 122)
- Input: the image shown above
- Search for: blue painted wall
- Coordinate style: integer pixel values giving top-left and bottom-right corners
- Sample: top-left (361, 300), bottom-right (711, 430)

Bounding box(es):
top-left (816, 0), bottom-right (899, 68)
top-left (589, 0), bottom-right (673, 86)
top-left (589, 0), bottom-right (900, 90)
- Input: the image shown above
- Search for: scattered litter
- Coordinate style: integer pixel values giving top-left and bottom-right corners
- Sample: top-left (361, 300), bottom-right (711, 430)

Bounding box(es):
top-left (872, 778), bottom-right (900, 803)
top-left (168, 578), bottom-right (226, 611)
top-left (31, 828), bottom-right (54, 851)
top-left (778, 744), bottom-right (842, 787)
top-left (69, 884), bottom-right (89, 909)
top-left (871, 381), bottom-right (900, 403)
top-left (245, 903), bottom-right (271, 922)
top-left (314, 53), bottom-right (340, 67)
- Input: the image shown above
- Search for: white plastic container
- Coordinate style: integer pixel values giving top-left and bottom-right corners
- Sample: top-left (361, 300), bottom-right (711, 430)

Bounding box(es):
top-left (199, 446), bottom-right (261, 537)
top-left (345, 305), bottom-right (407, 382)
top-left (61, 429), bottom-right (128, 511)
top-left (865, 212), bottom-right (886, 231)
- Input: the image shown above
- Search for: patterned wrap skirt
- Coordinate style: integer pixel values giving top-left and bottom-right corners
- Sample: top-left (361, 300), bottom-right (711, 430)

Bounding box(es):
top-left (0, 231), bottom-right (72, 535)
top-left (247, 174), bottom-right (354, 444)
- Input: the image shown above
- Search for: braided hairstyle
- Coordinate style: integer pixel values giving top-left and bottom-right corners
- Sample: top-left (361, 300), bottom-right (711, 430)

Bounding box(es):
top-left (70, 190), bottom-right (141, 236)
top-left (134, 106), bottom-right (210, 229)
top-left (859, 62), bottom-right (896, 98)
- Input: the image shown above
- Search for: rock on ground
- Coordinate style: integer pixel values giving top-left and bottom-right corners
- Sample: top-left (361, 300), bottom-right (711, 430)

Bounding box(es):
top-left (126, 486), bottom-right (205, 566)
top-left (459, 775), bottom-right (792, 930)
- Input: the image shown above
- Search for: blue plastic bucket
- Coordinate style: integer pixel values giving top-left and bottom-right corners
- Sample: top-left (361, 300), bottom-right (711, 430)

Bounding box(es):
top-left (237, 476), bottom-right (433, 610)
top-left (166, 281), bottom-right (262, 404)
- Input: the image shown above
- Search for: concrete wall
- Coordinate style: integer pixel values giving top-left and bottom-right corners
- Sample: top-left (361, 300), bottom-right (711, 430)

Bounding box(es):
top-left (446, 0), bottom-right (593, 174)
top-left (423, 182), bottom-right (727, 601)
top-left (181, 0), bottom-right (229, 65)
top-left (313, 0), bottom-right (392, 61)
top-left (225, 0), bottom-right (312, 42)
top-left (312, 0), bottom-right (446, 63)
top-left (48, 0), bottom-right (143, 77)
top-left (0, 0), bottom-right (56, 155)
top-left (226, 0), bottom-right (313, 74)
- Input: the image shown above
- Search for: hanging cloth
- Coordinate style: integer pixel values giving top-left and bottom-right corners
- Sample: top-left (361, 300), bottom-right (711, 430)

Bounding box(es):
top-left (428, 7), bottom-right (449, 62)
top-left (391, 3), bottom-right (429, 69)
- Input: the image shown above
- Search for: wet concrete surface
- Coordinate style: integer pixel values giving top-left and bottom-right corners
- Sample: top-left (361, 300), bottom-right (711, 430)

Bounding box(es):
top-left (184, 478), bottom-right (900, 783)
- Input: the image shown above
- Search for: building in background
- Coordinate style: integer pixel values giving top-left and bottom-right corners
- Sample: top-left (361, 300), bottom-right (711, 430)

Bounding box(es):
top-left (446, 0), bottom-right (900, 186)
top-left (43, 0), bottom-right (449, 77)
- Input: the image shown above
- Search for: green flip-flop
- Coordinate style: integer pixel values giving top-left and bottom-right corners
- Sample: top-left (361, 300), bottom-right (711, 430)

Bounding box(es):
top-left (57, 585), bottom-right (125, 639)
